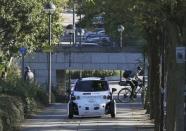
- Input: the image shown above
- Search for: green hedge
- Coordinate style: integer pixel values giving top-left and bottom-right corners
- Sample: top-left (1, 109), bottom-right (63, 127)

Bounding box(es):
top-left (0, 78), bottom-right (50, 131)
top-left (0, 94), bottom-right (47, 131)
top-left (0, 78), bottom-right (49, 104)
top-left (0, 95), bottom-right (24, 131)
top-left (0, 64), bottom-right (52, 131)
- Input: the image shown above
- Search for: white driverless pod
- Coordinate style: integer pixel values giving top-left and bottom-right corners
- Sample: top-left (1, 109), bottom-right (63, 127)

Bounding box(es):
top-left (67, 77), bottom-right (117, 118)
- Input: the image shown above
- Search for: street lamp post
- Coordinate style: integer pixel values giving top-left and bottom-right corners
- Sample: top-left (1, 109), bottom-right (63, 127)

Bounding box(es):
top-left (66, 24), bottom-right (74, 91)
top-left (44, 2), bottom-right (56, 104)
top-left (73, 0), bottom-right (76, 45)
top-left (117, 25), bottom-right (125, 82)
top-left (77, 28), bottom-right (84, 46)
top-left (117, 25), bottom-right (125, 48)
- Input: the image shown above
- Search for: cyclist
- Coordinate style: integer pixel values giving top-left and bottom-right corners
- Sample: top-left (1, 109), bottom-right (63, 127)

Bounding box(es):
top-left (123, 66), bottom-right (143, 99)
top-left (123, 70), bottom-right (135, 100)
top-left (136, 66), bottom-right (144, 76)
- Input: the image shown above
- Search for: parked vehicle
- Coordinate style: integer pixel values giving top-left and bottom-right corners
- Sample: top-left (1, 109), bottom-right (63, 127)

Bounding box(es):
top-left (85, 37), bottom-right (101, 43)
top-left (67, 77), bottom-right (117, 118)
top-left (97, 30), bottom-right (105, 35)
top-left (84, 31), bottom-right (97, 38)
top-left (79, 42), bottom-right (102, 47)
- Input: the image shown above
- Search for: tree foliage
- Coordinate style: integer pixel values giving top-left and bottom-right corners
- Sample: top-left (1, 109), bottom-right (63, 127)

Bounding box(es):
top-left (0, 0), bottom-right (68, 62)
top-left (78, 0), bottom-right (186, 131)
top-left (78, 0), bottom-right (146, 47)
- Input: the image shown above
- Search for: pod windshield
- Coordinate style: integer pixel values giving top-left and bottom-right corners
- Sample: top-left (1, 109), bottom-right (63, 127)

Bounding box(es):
top-left (75, 80), bottom-right (109, 92)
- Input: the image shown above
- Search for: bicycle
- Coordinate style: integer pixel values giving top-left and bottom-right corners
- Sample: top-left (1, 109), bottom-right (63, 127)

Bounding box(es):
top-left (117, 67), bottom-right (146, 103)
top-left (117, 81), bottom-right (145, 103)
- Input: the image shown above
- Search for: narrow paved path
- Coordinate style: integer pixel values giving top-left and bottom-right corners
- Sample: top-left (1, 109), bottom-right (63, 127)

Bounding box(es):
top-left (20, 103), bottom-right (154, 131)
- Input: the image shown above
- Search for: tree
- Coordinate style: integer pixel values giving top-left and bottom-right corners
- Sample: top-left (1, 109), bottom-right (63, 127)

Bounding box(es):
top-left (78, 0), bottom-right (186, 130)
top-left (0, 0), bottom-right (68, 63)
top-left (77, 0), bottom-right (145, 46)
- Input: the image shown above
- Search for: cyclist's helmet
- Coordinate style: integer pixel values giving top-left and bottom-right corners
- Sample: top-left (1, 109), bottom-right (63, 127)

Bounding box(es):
top-left (137, 66), bottom-right (142, 71)
top-left (25, 66), bottom-right (30, 71)
top-left (123, 70), bottom-right (132, 79)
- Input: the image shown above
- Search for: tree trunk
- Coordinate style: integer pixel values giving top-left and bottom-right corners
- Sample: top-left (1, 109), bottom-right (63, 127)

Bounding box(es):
top-left (166, 21), bottom-right (182, 131)
top-left (144, 62), bottom-right (151, 113)
top-left (152, 33), bottom-right (161, 131)
top-left (175, 64), bottom-right (185, 131)
top-left (147, 29), bottom-right (162, 131)
top-left (148, 39), bottom-right (155, 119)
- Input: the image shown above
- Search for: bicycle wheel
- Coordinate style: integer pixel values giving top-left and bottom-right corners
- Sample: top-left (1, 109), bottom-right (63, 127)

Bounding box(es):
top-left (118, 88), bottom-right (132, 103)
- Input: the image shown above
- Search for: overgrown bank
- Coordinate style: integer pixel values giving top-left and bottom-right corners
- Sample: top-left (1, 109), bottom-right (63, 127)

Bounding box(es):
top-left (0, 77), bottom-right (49, 131)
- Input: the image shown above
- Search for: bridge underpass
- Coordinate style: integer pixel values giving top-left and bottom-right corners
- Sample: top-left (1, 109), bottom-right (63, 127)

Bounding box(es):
top-left (23, 46), bottom-right (144, 86)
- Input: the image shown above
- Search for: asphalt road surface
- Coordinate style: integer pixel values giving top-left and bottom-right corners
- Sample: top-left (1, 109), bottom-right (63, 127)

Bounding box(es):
top-left (20, 103), bottom-right (154, 131)
top-left (20, 82), bottom-right (153, 131)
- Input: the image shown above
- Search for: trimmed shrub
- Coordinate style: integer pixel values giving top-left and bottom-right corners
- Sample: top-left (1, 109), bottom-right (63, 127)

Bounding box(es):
top-left (0, 65), bottom-right (49, 130)
top-left (0, 118), bottom-right (2, 131)
top-left (0, 78), bottom-right (49, 105)
top-left (0, 84), bottom-right (49, 130)
top-left (24, 97), bottom-right (37, 117)
top-left (0, 109), bottom-right (5, 131)
top-left (0, 109), bottom-right (10, 131)
top-left (52, 88), bottom-right (66, 103)
top-left (34, 87), bottom-right (49, 106)
top-left (0, 95), bottom-right (24, 131)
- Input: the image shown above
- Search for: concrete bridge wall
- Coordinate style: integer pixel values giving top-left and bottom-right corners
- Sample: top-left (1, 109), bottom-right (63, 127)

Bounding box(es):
top-left (23, 51), bottom-right (143, 86)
